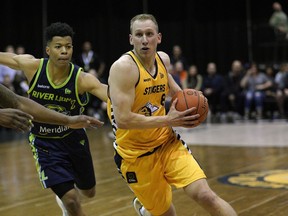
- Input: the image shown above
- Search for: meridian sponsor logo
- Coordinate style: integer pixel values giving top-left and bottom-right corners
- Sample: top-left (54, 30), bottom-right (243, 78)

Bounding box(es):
top-left (39, 125), bottom-right (69, 135)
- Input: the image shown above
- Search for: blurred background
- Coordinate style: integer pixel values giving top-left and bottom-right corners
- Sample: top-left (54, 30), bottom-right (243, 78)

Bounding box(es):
top-left (1, 0), bottom-right (288, 123)
top-left (0, 0), bottom-right (282, 77)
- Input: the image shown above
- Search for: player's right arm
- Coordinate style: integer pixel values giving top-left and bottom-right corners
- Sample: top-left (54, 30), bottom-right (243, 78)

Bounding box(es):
top-left (0, 52), bottom-right (40, 82)
top-left (108, 56), bottom-right (198, 129)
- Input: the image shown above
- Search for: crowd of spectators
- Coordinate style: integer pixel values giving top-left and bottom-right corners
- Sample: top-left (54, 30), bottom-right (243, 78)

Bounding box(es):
top-left (168, 44), bottom-right (288, 123)
top-left (1, 42), bottom-right (288, 130)
top-left (0, 45), bottom-right (29, 98)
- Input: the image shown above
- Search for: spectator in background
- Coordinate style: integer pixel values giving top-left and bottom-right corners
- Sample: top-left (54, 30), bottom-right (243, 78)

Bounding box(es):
top-left (75, 41), bottom-right (107, 119)
top-left (0, 45), bottom-right (17, 85)
top-left (241, 62), bottom-right (273, 120)
top-left (269, 2), bottom-right (288, 40)
top-left (173, 60), bottom-right (187, 88)
top-left (2, 74), bottom-right (15, 92)
top-left (182, 64), bottom-right (203, 90)
top-left (13, 45), bottom-right (29, 96)
top-left (202, 62), bottom-right (224, 122)
top-left (269, 2), bottom-right (288, 62)
top-left (220, 60), bottom-right (245, 122)
top-left (275, 62), bottom-right (288, 118)
top-left (75, 41), bottom-right (106, 78)
top-left (167, 64), bottom-right (182, 88)
top-left (265, 65), bottom-right (276, 85)
top-left (165, 64), bottom-right (182, 113)
top-left (16, 45), bottom-right (26, 55)
top-left (85, 68), bottom-right (108, 122)
top-left (263, 65), bottom-right (278, 119)
top-left (170, 44), bottom-right (188, 70)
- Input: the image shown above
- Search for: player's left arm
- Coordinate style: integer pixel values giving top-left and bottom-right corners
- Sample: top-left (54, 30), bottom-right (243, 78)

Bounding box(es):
top-left (77, 71), bottom-right (108, 102)
top-left (16, 94), bottom-right (104, 129)
top-left (0, 84), bottom-right (103, 129)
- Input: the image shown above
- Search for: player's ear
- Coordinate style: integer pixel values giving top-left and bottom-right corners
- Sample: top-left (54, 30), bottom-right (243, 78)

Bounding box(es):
top-left (45, 46), bottom-right (50, 56)
top-left (129, 34), bottom-right (133, 45)
top-left (157, 33), bottom-right (162, 44)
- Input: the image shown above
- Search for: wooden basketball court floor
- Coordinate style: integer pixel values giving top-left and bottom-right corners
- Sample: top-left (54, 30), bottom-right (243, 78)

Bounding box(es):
top-left (0, 120), bottom-right (287, 216)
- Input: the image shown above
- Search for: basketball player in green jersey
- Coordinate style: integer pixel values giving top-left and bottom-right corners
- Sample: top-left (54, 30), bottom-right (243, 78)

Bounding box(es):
top-left (107, 14), bottom-right (237, 216)
top-left (0, 83), bottom-right (103, 131)
top-left (0, 22), bottom-right (107, 216)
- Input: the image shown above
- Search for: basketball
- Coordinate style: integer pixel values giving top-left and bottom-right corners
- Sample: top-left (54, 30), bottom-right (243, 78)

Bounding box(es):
top-left (171, 89), bottom-right (209, 124)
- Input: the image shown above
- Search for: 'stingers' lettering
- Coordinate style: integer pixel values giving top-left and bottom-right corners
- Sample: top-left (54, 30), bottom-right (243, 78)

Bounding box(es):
top-left (143, 84), bottom-right (166, 95)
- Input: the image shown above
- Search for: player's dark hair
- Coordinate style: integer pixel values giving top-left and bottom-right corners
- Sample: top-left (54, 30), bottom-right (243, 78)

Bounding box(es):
top-left (45, 22), bottom-right (75, 44)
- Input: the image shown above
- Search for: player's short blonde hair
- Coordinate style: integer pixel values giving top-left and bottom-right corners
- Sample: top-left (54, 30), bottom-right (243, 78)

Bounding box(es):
top-left (130, 14), bottom-right (159, 33)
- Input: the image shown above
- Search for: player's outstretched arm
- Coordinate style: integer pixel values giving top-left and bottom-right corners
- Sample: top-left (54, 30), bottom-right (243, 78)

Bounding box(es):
top-left (65, 115), bottom-right (104, 129)
top-left (0, 84), bottom-right (103, 130)
top-left (17, 95), bottom-right (104, 129)
top-left (0, 108), bottom-right (33, 132)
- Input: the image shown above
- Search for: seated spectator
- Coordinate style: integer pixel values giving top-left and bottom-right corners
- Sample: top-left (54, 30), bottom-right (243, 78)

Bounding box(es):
top-left (85, 68), bottom-right (108, 123)
top-left (275, 62), bottom-right (288, 118)
top-left (0, 45), bottom-right (17, 85)
top-left (220, 60), bottom-right (245, 122)
top-left (165, 64), bottom-right (181, 113)
top-left (168, 64), bottom-right (182, 88)
top-left (174, 61), bottom-right (188, 88)
top-left (13, 45), bottom-right (29, 96)
top-left (240, 62), bottom-right (273, 120)
top-left (263, 65), bottom-right (278, 119)
top-left (2, 74), bottom-right (15, 92)
top-left (182, 64), bottom-right (203, 90)
top-left (170, 44), bottom-right (189, 70)
top-left (15, 45), bottom-right (26, 55)
top-left (202, 62), bottom-right (224, 122)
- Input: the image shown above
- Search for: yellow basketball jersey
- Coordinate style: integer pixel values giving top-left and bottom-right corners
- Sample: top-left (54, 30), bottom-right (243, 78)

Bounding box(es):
top-left (107, 51), bottom-right (176, 161)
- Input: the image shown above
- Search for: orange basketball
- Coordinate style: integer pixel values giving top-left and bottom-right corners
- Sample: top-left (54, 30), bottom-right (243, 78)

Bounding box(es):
top-left (171, 89), bottom-right (209, 124)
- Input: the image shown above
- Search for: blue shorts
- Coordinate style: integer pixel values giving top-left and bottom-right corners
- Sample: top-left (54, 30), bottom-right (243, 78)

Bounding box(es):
top-left (29, 129), bottom-right (96, 190)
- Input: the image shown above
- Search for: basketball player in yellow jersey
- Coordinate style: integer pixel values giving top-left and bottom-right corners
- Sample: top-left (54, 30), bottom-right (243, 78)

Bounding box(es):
top-left (107, 14), bottom-right (237, 216)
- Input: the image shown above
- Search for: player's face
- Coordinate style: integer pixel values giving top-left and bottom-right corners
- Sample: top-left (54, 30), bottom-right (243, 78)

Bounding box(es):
top-left (46, 36), bottom-right (73, 66)
top-left (129, 20), bottom-right (161, 57)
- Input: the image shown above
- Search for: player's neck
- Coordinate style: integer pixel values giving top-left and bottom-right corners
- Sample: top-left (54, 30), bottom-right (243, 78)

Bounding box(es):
top-left (47, 64), bottom-right (71, 85)
top-left (133, 51), bottom-right (156, 75)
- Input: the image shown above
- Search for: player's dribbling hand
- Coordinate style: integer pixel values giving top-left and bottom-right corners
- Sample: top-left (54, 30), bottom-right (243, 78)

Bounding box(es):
top-left (67, 115), bottom-right (104, 129)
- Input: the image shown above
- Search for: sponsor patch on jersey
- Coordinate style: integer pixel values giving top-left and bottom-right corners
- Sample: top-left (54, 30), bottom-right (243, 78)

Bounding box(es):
top-left (138, 102), bottom-right (159, 116)
top-left (218, 169), bottom-right (288, 189)
top-left (126, 172), bottom-right (138, 184)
